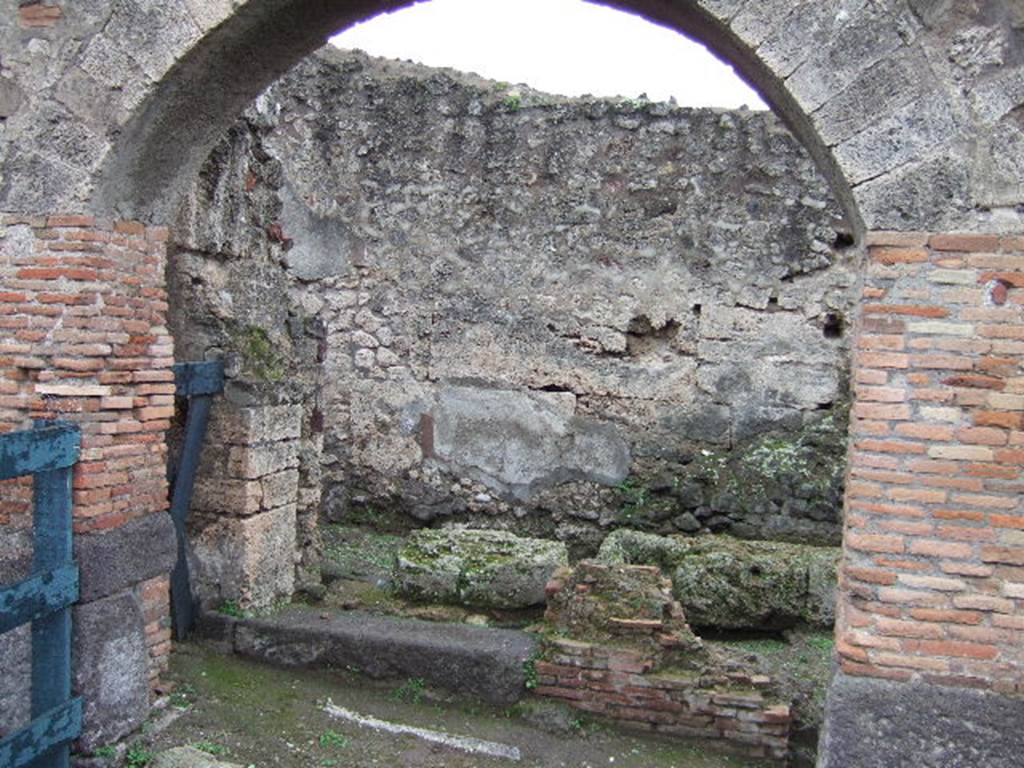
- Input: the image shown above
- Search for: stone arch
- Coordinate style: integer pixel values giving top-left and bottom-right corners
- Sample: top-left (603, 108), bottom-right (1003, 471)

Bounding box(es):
top-left (92, 0), bottom-right (875, 229)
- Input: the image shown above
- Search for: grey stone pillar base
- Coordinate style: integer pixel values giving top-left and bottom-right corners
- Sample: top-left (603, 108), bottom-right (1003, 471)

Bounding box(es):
top-left (818, 671), bottom-right (1024, 768)
top-left (73, 590), bottom-right (151, 752)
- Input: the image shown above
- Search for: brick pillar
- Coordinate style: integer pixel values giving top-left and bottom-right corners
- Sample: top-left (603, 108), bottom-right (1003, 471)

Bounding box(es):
top-left (0, 215), bottom-right (177, 750)
top-left (821, 232), bottom-right (1024, 767)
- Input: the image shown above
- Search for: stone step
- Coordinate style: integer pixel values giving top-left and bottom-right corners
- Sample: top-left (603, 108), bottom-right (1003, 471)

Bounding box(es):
top-left (196, 607), bottom-right (538, 706)
top-left (153, 746), bottom-right (244, 768)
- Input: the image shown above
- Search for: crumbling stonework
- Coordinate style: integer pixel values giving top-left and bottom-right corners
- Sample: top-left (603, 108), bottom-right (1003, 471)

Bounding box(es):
top-left (598, 529), bottom-right (839, 630)
top-left (394, 528), bottom-right (568, 610)
top-left (169, 48), bottom-right (858, 570)
top-left (539, 561), bottom-right (792, 760)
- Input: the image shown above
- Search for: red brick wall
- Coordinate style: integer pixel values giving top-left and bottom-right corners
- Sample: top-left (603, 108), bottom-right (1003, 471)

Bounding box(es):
top-left (0, 214), bottom-right (174, 682)
top-left (839, 231), bottom-right (1024, 692)
top-left (139, 574), bottom-right (172, 692)
top-left (534, 637), bottom-right (791, 760)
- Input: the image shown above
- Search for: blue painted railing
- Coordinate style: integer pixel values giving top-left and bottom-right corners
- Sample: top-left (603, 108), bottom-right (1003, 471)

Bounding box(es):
top-left (0, 421), bottom-right (82, 768)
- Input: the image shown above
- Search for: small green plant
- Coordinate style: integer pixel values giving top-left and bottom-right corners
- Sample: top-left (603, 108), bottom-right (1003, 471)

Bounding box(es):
top-left (169, 682), bottom-right (196, 710)
top-left (807, 633), bottom-right (835, 653)
top-left (125, 744), bottom-right (154, 768)
top-left (502, 92), bottom-right (522, 111)
top-left (93, 745), bottom-right (118, 759)
top-left (193, 741), bottom-right (228, 756)
top-left (318, 729), bottom-right (350, 749)
top-left (616, 477), bottom-right (651, 521)
top-left (523, 651), bottom-right (541, 690)
top-left (390, 677), bottom-right (426, 704)
top-left (218, 599), bottom-right (245, 619)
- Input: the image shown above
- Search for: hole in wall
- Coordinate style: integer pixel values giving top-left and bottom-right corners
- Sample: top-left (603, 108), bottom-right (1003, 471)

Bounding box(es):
top-left (823, 313), bottom-right (843, 339)
top-left (832, 230), bottom-right (855, 250)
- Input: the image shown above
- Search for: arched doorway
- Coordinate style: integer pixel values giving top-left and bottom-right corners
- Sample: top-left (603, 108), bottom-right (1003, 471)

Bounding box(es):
top-left (1, 2), bottom-right (1023, 766)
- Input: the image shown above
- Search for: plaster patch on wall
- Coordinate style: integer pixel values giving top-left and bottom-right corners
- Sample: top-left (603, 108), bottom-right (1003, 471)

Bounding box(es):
top-left (427, 384), bottom-right (630, 499)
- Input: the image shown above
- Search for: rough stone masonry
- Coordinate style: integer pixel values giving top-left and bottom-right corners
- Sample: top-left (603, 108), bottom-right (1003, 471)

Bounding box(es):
top-left (169, 49), bottom-right (859, 594)
top-left (2, 2), bottom-right (1024, 766)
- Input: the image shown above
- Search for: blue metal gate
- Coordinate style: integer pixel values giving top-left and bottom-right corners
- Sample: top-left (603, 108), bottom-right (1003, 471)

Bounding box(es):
top-left (0, 420), bottom-right (82, 768)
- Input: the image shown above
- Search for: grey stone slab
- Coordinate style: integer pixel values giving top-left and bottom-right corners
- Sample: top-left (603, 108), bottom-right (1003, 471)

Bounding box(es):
top-left (279, 183), bottom-right (351, 281)
top-left (75, 512), bottom-right (177, 603)
top-left (819, 672), bottom-right (1024, 768)
top-left (233, 607), bottom-right (537, 706)
top-left (153, 746), bottom-right (244, 768)
top-left (73, 590), bottom-right (150, 751)
top-left (431, 385), bottom-right (630, 497)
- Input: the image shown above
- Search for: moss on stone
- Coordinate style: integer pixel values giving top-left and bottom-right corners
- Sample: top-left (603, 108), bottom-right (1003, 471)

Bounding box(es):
top-left (611, 405), bottom-right (849, 543)
top-left (597, 530), bottom-right (839, 630)
top-left (394, 528), bottom-right (569, 610)
top-left (321, 525), bottom-right (405, 583)
top-left (230, 323), bottom-right (287, 382)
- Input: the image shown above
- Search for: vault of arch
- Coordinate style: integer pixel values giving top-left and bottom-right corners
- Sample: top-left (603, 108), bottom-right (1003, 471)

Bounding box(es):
top-left (90, 0), bottom-right (905, 233)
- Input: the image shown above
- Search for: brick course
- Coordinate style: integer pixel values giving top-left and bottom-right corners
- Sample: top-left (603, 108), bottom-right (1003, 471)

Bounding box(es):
top-left (534, 637), bottom-right (790, 760)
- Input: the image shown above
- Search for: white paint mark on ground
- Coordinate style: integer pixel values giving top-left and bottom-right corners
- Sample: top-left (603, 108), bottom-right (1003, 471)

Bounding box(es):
top-left (323, 701), bottom-right (522, 761)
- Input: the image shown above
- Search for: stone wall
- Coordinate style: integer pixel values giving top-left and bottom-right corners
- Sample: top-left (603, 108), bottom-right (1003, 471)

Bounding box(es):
top-left (169, 48), bottom-right (858, 591)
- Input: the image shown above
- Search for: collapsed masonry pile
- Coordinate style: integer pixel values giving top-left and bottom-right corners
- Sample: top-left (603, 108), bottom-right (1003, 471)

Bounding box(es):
top-left (539, 561), bottom-right (791, 760)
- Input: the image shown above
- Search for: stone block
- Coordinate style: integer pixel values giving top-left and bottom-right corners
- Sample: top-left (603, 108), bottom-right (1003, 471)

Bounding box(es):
top-left (192, 476), bottom-right (263, 516)
top-left (75, 512), bottom-right (178, 603)
top-left (260, 468), bottom-right (299, 511)
top-left (192, 610), bottom-right (238, 654)
top-left (597, 530), bottom-right (839, 630)
top-left (819, 673), bottom-right (1024, 768)
top-left (73, 590), bottom-right (150, 751)
top-left (206, 404), bottom-right (302, 445)
top-left (234, 606), bottom-right (537, 706)
top-left (227, 440), bottom-right (299, 480)
top-left (394, 528), bottom-right (568, 609)
top-left (190, 504), bottom-right (296, 610)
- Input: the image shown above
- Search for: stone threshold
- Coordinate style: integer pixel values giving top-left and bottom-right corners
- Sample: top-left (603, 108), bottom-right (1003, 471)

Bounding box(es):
top-left (193, 605), bottom-right (537, 706)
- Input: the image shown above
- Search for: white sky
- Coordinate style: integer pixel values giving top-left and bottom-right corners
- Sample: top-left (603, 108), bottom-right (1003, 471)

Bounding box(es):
top-left (330, 0), bottom-right (767, 110)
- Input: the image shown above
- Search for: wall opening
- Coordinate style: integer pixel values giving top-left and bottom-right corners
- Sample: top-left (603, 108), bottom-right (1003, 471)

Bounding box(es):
top-left (163, 6), bottom-right (861, 759)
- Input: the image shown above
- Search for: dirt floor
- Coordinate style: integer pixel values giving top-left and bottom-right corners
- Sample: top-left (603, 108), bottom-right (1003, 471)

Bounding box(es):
top-left (127, 643), bottom-right (777, 768)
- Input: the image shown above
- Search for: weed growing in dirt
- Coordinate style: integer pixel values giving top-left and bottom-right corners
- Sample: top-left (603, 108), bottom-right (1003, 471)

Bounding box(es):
top-left (390, 677), bottom-right (426, 704)
top-left (125, 744), bottom-right (153, 768)
top-left (193, 741), bottom-right (228, 756)
top-left (319, 729), bottom-right (350, 749)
